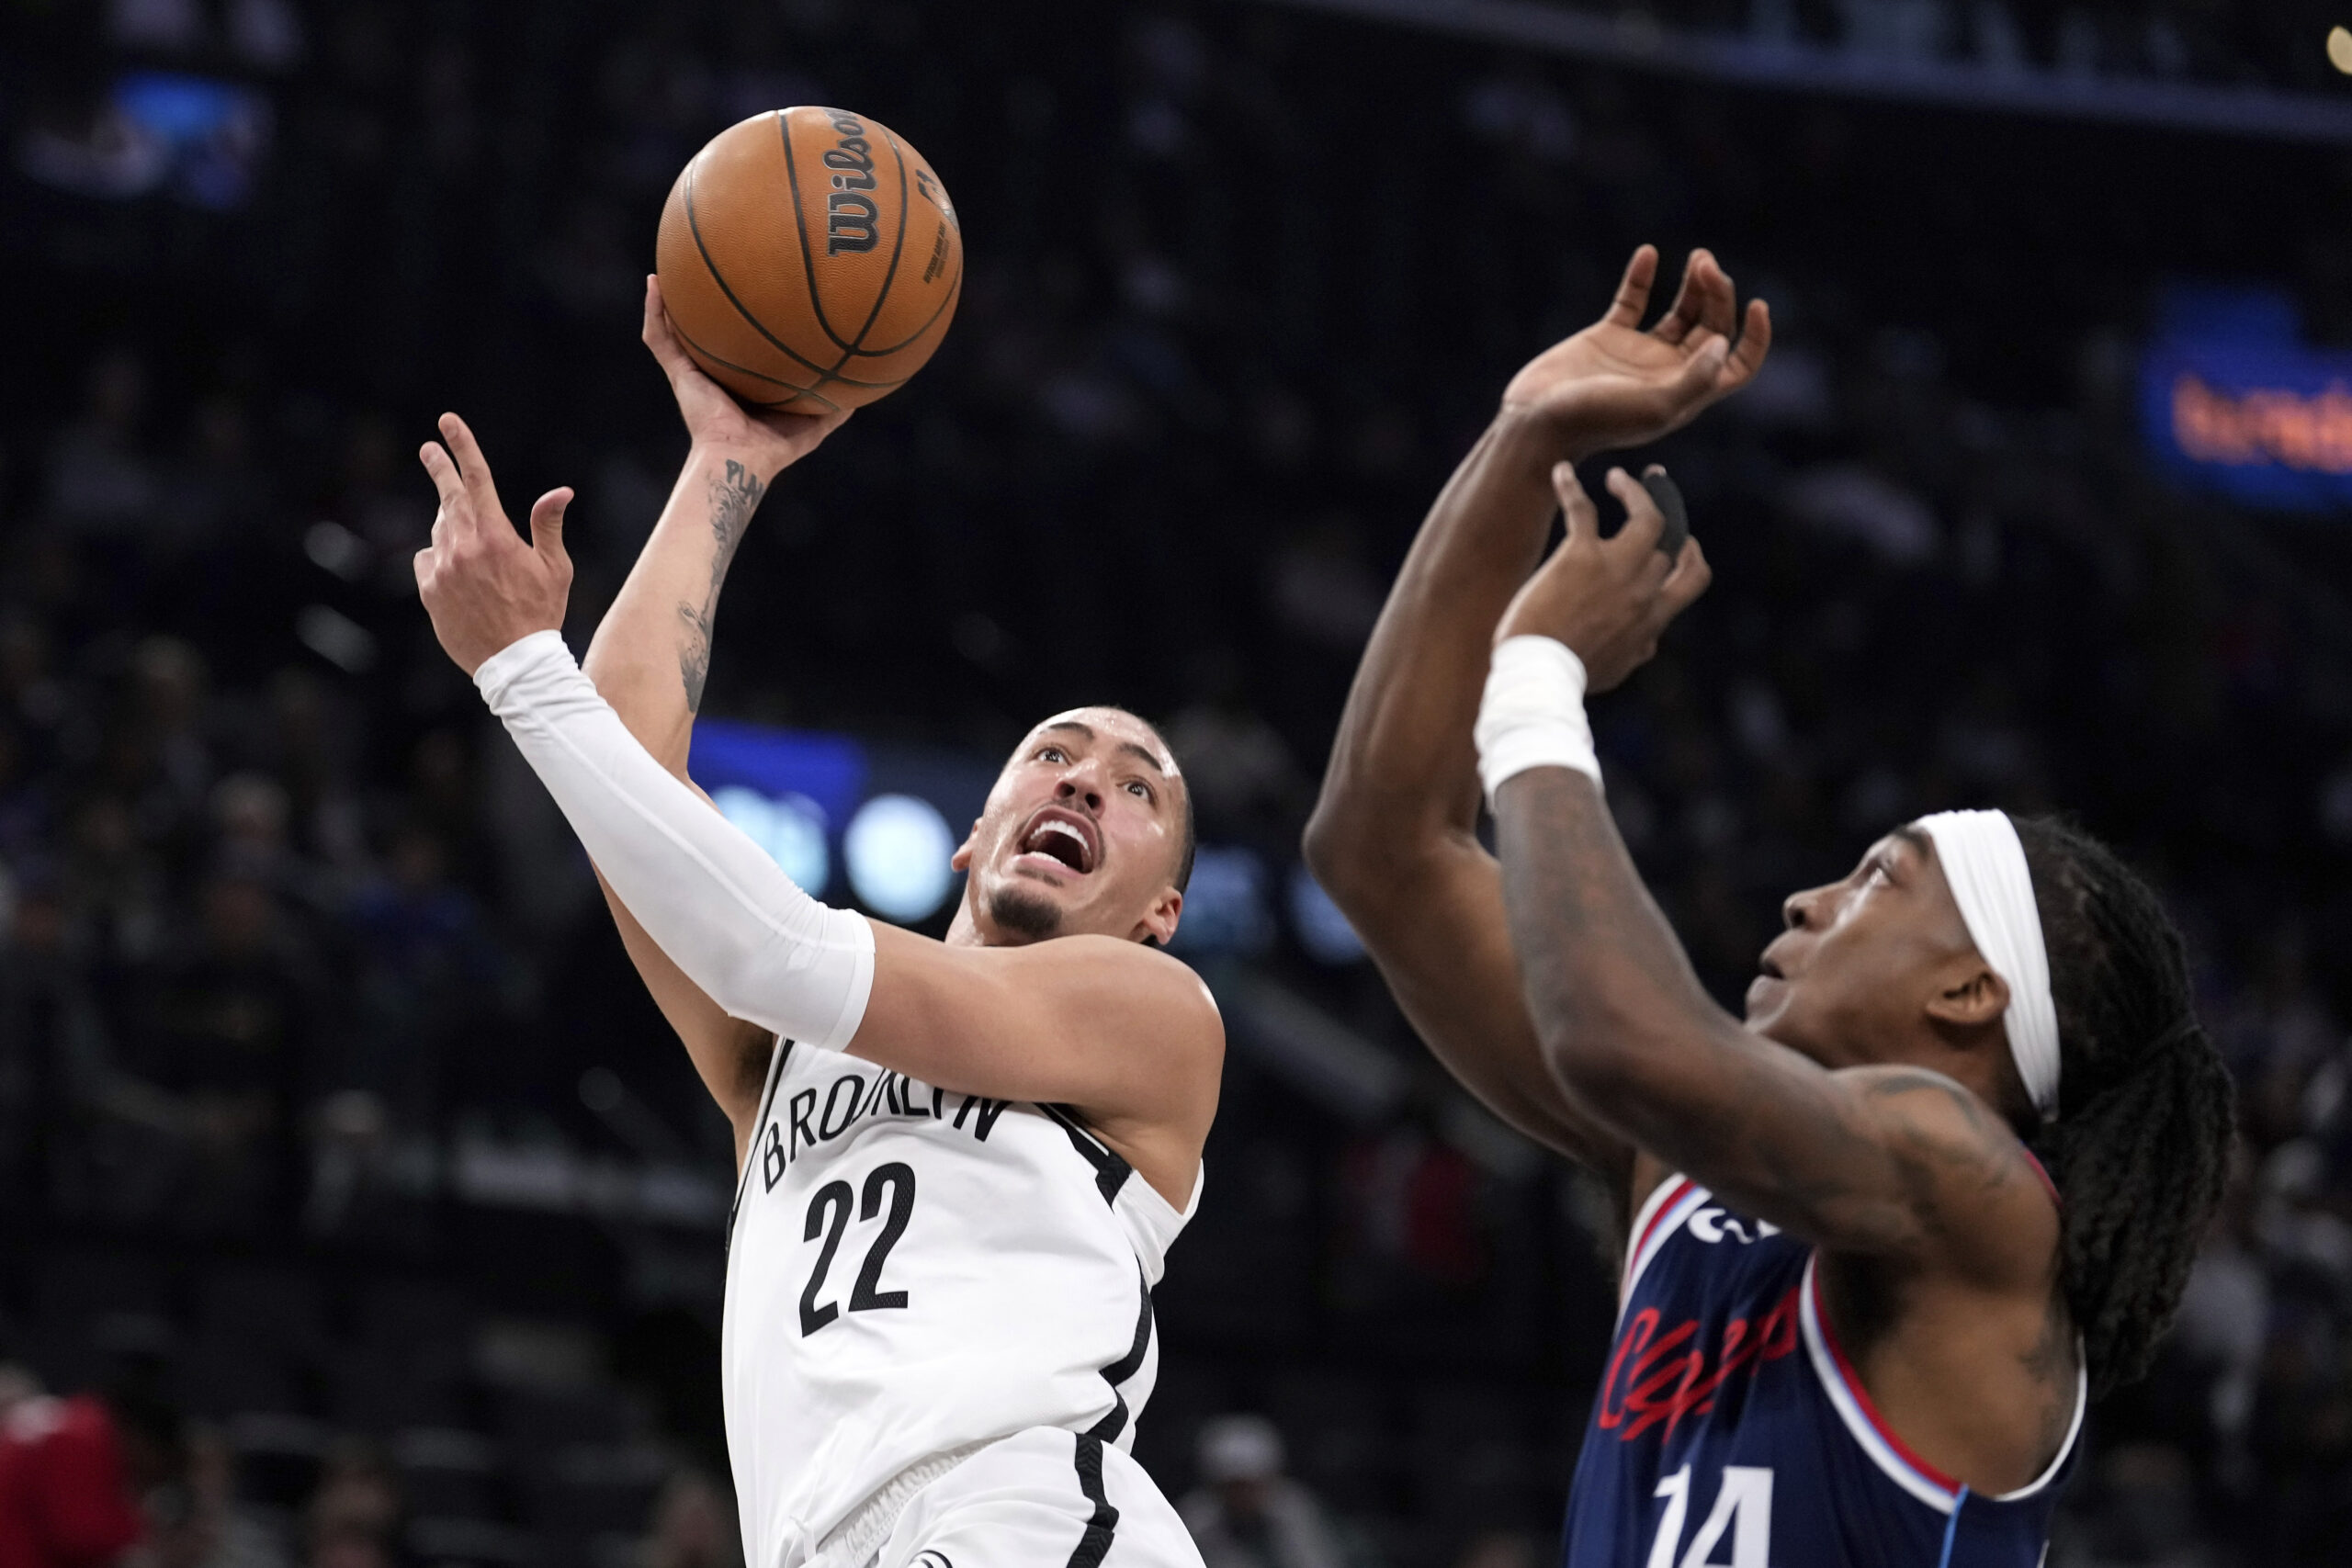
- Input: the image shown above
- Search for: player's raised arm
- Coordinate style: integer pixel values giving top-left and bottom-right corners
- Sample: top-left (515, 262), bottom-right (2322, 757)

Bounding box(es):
top-left (583, 277), bottom-right (849, 773)
top-left (567, 278), bottom-right (849, 1127)
top-left (414, 445), bottom-right (1216, 1201)
top-left (1304, 246), bottom-right (1768, 1190)
top-left (1476, 465), bottom-right (2054, 1281)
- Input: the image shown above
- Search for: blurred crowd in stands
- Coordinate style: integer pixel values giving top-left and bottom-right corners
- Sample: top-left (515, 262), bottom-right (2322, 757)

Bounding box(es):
top-left (4, 2), bottom-right (2352, 1566)
top-left (1588, 0), bottom-right (2352, 90)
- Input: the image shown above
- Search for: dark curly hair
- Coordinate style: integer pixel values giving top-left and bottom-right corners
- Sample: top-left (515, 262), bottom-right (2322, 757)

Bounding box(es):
top-left (2012, 816), bottom-right (2237, 1398)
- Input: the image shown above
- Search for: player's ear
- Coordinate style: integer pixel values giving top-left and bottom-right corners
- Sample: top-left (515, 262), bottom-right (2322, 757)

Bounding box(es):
top-left (1138, 887), bottom-right (1182, 948)
top-left (950, 824), bottom-right (978, 874)
top-left (1925, 960), bottom-right (2009, 1032)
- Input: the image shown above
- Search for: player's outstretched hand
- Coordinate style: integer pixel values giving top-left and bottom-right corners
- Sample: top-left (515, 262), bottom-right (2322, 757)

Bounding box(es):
top-left (642, 275), bottom-right (852, 479)
top-left (413, 413), bottom-right (574, 675)
top-left (1495, 463), bottom-right (1711, 693)
top-left (1501, 246), bottom-right (1770, 457)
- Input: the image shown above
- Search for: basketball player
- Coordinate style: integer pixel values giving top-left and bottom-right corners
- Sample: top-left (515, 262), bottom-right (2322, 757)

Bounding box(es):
top-left (1306, 246), bottom-right (2236, 1564)
top-left (406, 276), bottom-right (1222, 1568)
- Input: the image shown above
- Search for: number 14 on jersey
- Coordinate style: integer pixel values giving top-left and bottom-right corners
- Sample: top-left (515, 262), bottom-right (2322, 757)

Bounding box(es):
top-left (1648, 1465), bottom-right (1772, 1568)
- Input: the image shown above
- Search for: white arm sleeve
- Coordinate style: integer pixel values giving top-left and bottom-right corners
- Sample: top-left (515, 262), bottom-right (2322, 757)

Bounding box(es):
top-left (474, 630), bottom-right (874, 1051)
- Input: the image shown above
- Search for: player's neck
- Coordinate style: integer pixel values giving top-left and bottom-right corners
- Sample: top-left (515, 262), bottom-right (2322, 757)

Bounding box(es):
top-left (943, 901), bottom-right (990, 947)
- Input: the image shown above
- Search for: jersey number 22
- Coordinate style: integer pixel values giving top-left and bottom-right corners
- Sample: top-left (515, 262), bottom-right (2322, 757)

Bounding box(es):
top-left (800, 1163), bottom-right (916, 1335)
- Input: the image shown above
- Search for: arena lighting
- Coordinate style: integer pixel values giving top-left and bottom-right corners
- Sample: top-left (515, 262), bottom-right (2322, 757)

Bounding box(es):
top-left (712, 786), bottom-right (831, 896)
top-left (688, 719), bottom-right (993, 919)
top-left (844, 794), bottom-right (958, 922)
top-left (17, 73), bottom-right (273, 209)
top-left (2333, 27), bottom-right (2352, 75)
top-left (1167, 846), bottom-right (1274, 956)
top-left (690, 719), bottom-right (865, 828)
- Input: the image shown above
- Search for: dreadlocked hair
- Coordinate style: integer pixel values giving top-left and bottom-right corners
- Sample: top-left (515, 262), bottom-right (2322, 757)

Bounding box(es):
top-left (2011, 816), bottom-right (2237, 1398)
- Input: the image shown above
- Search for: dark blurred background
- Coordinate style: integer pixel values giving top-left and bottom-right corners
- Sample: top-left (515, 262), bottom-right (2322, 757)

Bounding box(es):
top-left (3, 2), bottom-right (2352, 1566)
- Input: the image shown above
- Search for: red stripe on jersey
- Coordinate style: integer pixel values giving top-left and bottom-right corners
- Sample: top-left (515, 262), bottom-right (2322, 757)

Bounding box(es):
top-left (2019, 1147), bottom-right (2061, 1209)
top-left (1631, 1179), bottom-right (1697, 1267)
top-left (1805, 1262), bottom-right (1965, 1495)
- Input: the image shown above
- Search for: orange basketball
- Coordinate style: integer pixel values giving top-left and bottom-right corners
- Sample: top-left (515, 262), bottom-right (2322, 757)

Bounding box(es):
top-left (655, 107), bottom-right (962, 414)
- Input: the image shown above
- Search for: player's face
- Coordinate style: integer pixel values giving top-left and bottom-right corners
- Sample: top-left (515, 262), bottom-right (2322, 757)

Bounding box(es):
top-left (952, 708), bottom-right (1186, 946)
top-left (1745, 828), bottom-right (1980, 1067)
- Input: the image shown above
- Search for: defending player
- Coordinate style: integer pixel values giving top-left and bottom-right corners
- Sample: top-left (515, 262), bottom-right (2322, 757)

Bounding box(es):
top-left (1306, 247), bottom-right (2235, 1564)
top-left (407, 277), bottom-right (1221, 1568)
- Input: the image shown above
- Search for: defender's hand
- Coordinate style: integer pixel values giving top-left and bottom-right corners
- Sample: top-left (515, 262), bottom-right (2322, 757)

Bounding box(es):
top-left (1500, 246), bottom-right (1770, 458)
top-left (642, 275), bottom-right (852, 481)
top-left (413, 413), bottom-right (574, 675)
top-left (1496, 464), bottom-right (1711, 692)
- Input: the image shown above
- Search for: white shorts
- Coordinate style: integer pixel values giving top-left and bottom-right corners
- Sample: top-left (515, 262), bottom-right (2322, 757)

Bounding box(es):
top-left (870, 1428), bottom-right (1206, 1568)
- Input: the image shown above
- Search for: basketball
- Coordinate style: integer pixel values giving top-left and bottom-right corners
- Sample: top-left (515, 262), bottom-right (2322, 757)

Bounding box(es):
top-left (654, 107), bottom-right (962, 414)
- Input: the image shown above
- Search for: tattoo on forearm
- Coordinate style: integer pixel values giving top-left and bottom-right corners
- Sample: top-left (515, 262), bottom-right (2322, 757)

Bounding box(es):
top-left (676, 459), bottom-right (766, 712)
top-left (677, 602), bottom-right (715, 713)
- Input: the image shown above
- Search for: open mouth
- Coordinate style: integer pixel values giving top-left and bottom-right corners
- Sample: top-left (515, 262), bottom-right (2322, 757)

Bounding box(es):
top-left (1758, 956), bottom-right (1786, 981)
top-left (1014, 808), bottom-right (1098, 876)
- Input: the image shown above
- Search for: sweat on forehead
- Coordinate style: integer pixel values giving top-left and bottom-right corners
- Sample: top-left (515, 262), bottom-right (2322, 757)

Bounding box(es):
top-left (1023, 707), bottom-right (1182, 777)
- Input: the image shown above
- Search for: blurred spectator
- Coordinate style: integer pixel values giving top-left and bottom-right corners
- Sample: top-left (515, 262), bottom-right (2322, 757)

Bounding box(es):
top-left (328, 418), bottom-right (433, 602)
top-left (341, 822), bottom-right (496, 1125)
top-left (1179, 1416), bottom-right (1344, 1568)
top-left (158, 396), bottom-right (269, 555)
top-left (108, 0), bottom-right (203, 53)
top-left (45, 352), bottom-right (158, 543)
top-left (1263, 522), bottom-right (1384, 658)
top-left (225, 0), bottom-right (305, 73)
top-left (1448, 1534), bottom-right (1537, 1568)
top-left (256, 672), bottom-right (368, 877)
top-left (0, 724), bottom-right (50, 864)
top-left (0, 1366), bottom-right (184, 1568)
top-left (74, 637), bottom-right (219, 892)
top-left (0, 868), bottom-right (113, 1221)
top-left (640, 1471), bottom-right (738, 1568)
top-left (111, 870), bottom-right (322, 1235)
top-left (173, 1426), bottom-right (288, 1568)
top-left (302, 1442), bottom-right (396, 1568)
top-left (1164, 657), bottom-right (1306, 839)
top-left (1333, 1121), bottom-right (1489, 1311)
top-left (344, 826), bottom-right (485, 987)
top-left (2169, 1153), bottom-right (2267, 1470)
top-left (0, 615), bottom-right (66, 755)
top-left (62, 794), bottom-right (167, 964)
top-left (207, 774), bottom-right (324, 911)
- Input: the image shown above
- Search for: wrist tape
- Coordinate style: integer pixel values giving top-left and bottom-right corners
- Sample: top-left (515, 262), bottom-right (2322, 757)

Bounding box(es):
top-left (1475, 635), bottom-right (1601, 805)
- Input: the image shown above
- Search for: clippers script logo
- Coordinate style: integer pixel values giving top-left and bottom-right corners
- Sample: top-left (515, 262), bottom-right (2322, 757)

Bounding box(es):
top-left (1598, 1287), bottom-right (1801, 1444)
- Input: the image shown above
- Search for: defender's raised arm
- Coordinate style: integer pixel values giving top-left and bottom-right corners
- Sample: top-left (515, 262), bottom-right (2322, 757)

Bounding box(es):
top-left (1303, 246), bottom-right (1768, 1191)
top-left (1474, 461), bottom-right (2053, 1274)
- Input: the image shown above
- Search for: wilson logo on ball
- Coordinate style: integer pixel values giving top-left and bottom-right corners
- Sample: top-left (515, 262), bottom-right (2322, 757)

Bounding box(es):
top-left (821, 111), bottom-right (881, 256)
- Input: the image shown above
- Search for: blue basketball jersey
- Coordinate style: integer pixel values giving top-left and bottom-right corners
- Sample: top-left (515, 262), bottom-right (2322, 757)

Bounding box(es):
top-left (1561, 1177), bottom-right (2083, 1568)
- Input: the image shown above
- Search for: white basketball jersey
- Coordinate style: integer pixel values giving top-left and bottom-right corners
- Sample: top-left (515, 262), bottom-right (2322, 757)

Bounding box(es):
top-left (720, 1039), bottom-right (1200, 1568)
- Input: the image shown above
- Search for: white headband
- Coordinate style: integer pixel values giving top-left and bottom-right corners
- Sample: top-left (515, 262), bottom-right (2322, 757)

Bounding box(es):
top-left (1915, 810), bottom-right (2062, 1121)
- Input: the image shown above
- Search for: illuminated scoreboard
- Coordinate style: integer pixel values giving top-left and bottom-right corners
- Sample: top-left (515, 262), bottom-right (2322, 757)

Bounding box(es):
top-left (2141, 287), bottom-right (2352, 511)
